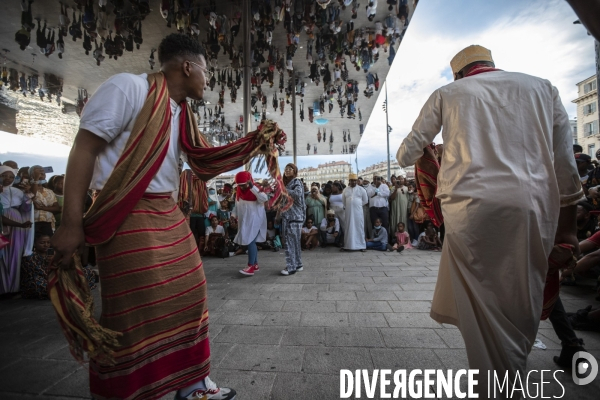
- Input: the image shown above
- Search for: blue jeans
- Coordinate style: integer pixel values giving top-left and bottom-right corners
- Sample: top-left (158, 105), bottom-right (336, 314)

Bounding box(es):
top-left (247, 235), bottom-right (258, 265)
top-left (367, 241), bottom-right (387, 251)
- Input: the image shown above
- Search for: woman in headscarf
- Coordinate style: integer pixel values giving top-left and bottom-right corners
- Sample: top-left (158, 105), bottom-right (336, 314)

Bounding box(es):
top-left (234, 171), bottom-right (269, 276)
top-left (280, 163), bottom-right (306, 275)
top-left (305, 184), bottom-right (326, 224)
top-left (0, 166), bottom-right (34, 296)
top-left (29, 165), bottom-right (60, 236)
top-left (204, 182), bottom-right (220, 228)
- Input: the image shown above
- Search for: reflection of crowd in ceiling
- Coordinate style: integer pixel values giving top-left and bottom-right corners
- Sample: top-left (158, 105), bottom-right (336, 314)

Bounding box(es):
top-left (9, 0), bottom-right (417, 153)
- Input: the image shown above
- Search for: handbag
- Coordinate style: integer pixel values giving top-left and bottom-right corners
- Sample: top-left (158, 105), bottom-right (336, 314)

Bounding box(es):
top-left (411, 203), bottom-right (429, 224)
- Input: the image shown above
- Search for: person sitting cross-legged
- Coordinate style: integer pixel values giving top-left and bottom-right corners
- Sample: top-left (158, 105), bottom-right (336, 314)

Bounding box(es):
top-left (392, 221), bottom-right (412, 252)
top-left (203, 216), bottom-right (226, 257)
top-left (319, 210), bottom-right (342, 247)
top-left (416, 221), bottom-right (442, 251)
top-left (366, 218), bottom-right (391, 251)
top-left (301, 218), bottom-right (319, 249)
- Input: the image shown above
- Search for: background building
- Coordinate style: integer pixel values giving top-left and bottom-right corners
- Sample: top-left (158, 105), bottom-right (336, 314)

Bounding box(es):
top-left (358, 160), bottom-right (405, 182)
top-left (573, 75), bottom-right (598, 157)
top-left (211, 174), bottom-right (235, 189)
top-left (297, 161), bottom-right (352, 184)
top-left (570, 119), bottom-right (578, 145)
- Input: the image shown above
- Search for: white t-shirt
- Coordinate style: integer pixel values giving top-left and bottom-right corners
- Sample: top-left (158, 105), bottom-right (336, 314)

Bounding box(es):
top-left (205, 225), bottom-right (225, 236)
top-left (80, 73), bottom-right (182, 193)
top-left (302, 226), bottom-right (317, 234)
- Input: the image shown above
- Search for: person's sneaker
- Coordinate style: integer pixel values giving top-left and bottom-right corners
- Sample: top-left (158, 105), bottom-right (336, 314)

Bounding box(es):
top-left (386, 244), bottom-right (393, 252)
top-left (397, 245), bottom-right (405, 253)
top-left (280, 269), bottom-right (296, 276)
top-left (239, 264), bottom-right (258, 276)
top-left (174, 376), bottom-right (236, 399)
top-left (228, 252), bottom-right (235, 257)
top-left (296, 266), bottom-right (304, 272)
top-left (553, 341), bottom-right (586, 369)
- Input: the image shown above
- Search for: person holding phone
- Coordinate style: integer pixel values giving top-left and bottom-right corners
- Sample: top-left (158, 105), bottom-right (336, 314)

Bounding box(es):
top-left (366, 175), bottom-right (390, 233)
top-left (389, 176), bottom-right (409, 237)
top-left (28, 165), bottom-right (61, 236)
top-left (305, 184), bottom-right (326, 225)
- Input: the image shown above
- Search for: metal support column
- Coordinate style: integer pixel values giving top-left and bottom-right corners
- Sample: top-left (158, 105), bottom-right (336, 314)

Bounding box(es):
top-left (596, 40), bottom-right (600, 140)
top-left (385, 82), bottom-right (391, 181)
top-left (292, 73), bottom-right (297, 165)
top-left (242, 0), bottom-right (251, 136)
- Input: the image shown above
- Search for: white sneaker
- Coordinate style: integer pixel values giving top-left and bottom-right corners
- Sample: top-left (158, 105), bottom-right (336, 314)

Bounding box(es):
top-left (280, 269), bottom-right (296, 276)
top-left (296, 266), bottom-right (304, 271)
top-left (174, 377), bottom-right (236, 400)
top-left (228, 252), bottom-right (235, 257)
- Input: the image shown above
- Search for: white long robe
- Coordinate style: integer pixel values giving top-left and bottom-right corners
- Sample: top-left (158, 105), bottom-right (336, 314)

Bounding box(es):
top-left (397, 71), bottom-right (583, 392)
top-left (329, 193), bottom-right (345, 230)
top-left (342, 185), bottom-right (368, 250)
top-left (233, 186), bottom-right (269, 245)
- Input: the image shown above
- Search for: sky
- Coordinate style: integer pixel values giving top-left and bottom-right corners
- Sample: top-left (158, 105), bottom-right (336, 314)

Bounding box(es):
top-left (3, 0), bottom-right (598, 177)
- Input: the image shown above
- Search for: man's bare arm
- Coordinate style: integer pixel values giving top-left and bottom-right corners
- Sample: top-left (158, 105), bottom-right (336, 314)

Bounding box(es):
top-left (51, 129), bottom-right (107, 268)
top-left (554, 204), bottom-right (579, 256)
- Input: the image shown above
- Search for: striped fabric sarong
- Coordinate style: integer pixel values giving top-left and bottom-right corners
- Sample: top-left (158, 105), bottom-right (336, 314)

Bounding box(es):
top-left (89, 194), bottom-right (209, 400)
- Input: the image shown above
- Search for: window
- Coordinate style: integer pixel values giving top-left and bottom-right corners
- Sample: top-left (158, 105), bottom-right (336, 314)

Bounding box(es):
top-left (584, 80), bottom-right (597, 94)
top-left (589, 144), bottom-right (596, 158)
top-left (584, 102), bottom-right (597, 116)
top-left (584, 121), bottom-right (599, 136)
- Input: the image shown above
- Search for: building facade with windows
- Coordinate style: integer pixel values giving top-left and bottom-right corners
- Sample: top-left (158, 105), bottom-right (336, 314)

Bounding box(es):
top-left (297, 161), bottom-right (353, 184)
top-left (571, 119), bottom-right (578, 145)
top-left (572, 75), bottom-right (598, 157)
top-left (211, 174), bottom-right (235, 189)
top-left (358, 160), bottom-right (406, 182)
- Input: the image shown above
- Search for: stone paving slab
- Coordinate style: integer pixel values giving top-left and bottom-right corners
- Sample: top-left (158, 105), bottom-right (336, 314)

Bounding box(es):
top-left (0, 247), bottom-right (599, 399)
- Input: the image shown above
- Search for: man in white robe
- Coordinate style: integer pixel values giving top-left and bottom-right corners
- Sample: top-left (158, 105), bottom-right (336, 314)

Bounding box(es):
top-left (342, 173), bottom-right (369, 251)
top-left (396, 45), bottom-right (582, 397)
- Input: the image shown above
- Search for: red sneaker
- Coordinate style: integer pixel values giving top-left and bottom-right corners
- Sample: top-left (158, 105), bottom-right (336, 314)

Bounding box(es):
top-left (239, 264), bottom-right (258, 276)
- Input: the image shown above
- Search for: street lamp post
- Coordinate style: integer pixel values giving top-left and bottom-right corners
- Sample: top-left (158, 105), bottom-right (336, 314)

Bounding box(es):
top-left (382, 82), bottom-right (391, 181)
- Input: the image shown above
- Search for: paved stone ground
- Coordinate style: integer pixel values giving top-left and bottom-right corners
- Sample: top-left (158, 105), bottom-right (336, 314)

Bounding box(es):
top-left (1, 247), bottom-right (599, 399)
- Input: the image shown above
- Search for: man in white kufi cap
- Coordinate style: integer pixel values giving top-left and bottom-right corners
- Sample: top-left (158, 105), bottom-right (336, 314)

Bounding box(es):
top-left (396, 45), bottom-right (583, 396)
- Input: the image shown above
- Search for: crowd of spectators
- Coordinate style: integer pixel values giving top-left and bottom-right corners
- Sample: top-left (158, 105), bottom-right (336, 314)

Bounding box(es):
top-left (0, 160), bottom-right (97, 300)
top-left (3, 146), bottom-right (598, 331)
top-left (562, 144), bottom-right (600, 333)
top-left (184, 167), bottom-right (441, 259)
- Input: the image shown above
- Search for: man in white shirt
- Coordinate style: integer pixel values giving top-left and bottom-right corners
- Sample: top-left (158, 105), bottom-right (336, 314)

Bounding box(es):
top-left (366, 175), bottom-right (390, 234)
top-left (51, 34), bottom-right (235, 400)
